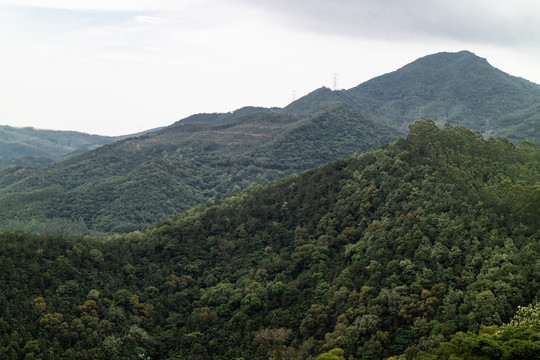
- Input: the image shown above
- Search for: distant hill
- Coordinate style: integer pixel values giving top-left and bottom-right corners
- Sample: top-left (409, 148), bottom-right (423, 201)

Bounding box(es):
top-left (287, 50), bottom-right (540, 144)
top-left (0, 126), bottom-right (117, 167)
top-left (0, 125), bottom-right (162, 168)
top-left (1, 121), bottom-right (538, 359)
top-left (175, 106), bottom-right (275, 126)
top-left (0, 103), bottom-right (397, 235)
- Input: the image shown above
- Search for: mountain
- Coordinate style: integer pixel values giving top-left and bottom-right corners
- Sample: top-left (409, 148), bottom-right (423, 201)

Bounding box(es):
top-left (0, 103), bottom-right (397, 235)
top-left (2, 50), bottom-right (540, 235)
top-left (1, 121), bottom-right (538, 359)
top-left (0, 125), bottom-right (163, 169)
top-left (287, 51), bottom-right (540, 144)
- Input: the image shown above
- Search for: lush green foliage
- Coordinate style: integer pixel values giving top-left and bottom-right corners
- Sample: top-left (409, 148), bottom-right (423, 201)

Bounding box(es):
top-left (411, 302), bottom-right (540, 359)
top-left (1, 121), bottom-right (538, 359)
top-left (0, 104), bottom-right (396, 235)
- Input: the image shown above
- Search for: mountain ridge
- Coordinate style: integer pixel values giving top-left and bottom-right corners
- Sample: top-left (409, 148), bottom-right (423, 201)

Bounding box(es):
top-left (1, 50), bottom-right (539, 235)
top-left (286, 50), bottom-right (540, 143)
top-left (0, 102), bottom-right (397, 235)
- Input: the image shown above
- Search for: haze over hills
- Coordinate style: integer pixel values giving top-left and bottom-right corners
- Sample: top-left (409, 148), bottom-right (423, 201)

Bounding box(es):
top-left (0, 125), bottom-right (163, 169)
top-left (1, 50), bottom-right (539, 235)
top-left (1, 121), bottom-right (538, 359)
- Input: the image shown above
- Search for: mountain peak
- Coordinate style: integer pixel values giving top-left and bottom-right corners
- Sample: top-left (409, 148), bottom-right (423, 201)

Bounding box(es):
top-left (287, 50), bottom-right (540, 142)
top-left (284, 87), bottom-right (338, 113)
top-left (342, 50), bottom-right (540, 139)
top-left (403, 50), bottom-right (490, 70)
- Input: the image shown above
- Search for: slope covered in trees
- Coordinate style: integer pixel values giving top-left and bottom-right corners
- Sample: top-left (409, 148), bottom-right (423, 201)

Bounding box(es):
top-left (287, 51), bottom-right (540, 144)
top-left (411, 301), bottom-right (540, 359)
top-left (1, 121), bottom-right (538, 359)
top-left (0, 125), bottom-right (135, 169)
top-left (0, 103), bottom-right (397, 235)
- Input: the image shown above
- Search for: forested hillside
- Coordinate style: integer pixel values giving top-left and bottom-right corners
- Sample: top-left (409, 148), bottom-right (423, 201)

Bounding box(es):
top-left (288, 51), bottom-right (540, 144)
top-left (1, 121), bottom-right (538, 359)
top-left (0, 104), bottom-right (397, 235)
top-left (0, 125), bottom-right (128, 168)
top-left (411, 301), bottom-right (540, 359)
top-left (1, 50), bottom-right (539, 236)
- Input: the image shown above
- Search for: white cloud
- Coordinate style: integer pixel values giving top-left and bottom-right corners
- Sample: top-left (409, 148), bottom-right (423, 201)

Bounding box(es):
top-left (134, 15), bottom-right (161, 24)
top-left (232, 0), bottom-right (540, 48)
top-left (0, 0), bottom-right (540, 135)
top-left (0, 0), bottom-right (199, 11)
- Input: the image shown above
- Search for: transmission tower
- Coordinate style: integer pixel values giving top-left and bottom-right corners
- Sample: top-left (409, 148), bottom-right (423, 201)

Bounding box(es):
top-left (332, 73), bottom-right (338, 91)
top-left (484, 118), bottom-right (492, 139)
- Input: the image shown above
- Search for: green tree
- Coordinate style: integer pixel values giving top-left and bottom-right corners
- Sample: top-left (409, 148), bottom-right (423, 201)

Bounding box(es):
top-left (316, 348), bottom-right (346, 360)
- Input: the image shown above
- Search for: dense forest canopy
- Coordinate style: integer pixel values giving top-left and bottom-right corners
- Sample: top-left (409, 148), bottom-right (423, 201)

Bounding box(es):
top-left (1, 120), bottom-right (538, 359)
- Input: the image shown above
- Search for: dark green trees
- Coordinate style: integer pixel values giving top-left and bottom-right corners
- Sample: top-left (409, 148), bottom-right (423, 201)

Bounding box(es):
top-left (1, 121), bottom-right (539, 359)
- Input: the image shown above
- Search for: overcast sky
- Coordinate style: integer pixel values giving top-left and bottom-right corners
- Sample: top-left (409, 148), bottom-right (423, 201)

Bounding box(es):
top-left (1, 0), bottom-right (540, 136)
